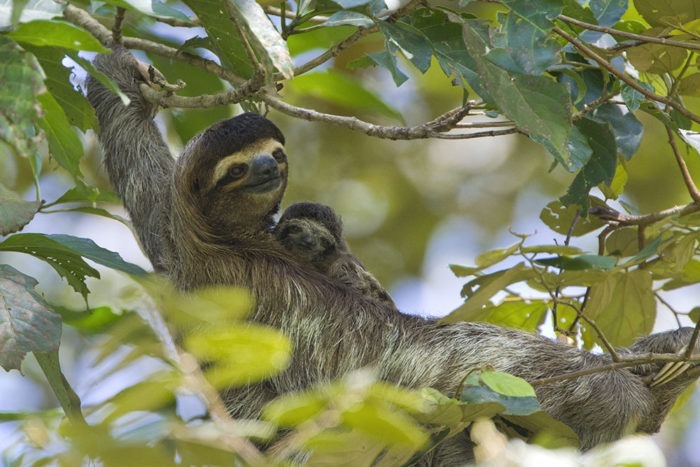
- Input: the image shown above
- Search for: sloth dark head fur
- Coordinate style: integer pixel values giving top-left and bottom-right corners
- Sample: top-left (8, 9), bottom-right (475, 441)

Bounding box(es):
top-left (174, 113), bottom-right (288, 240)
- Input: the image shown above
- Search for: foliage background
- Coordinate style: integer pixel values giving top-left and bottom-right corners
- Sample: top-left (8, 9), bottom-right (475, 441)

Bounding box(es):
top-left (1, 0), bottom-right (700, 464)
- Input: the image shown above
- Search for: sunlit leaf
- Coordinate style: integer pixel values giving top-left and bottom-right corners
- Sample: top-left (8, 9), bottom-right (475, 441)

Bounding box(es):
top-left (0, 265), bottom-right (61, 371)
top-left (585, 270), bottom-right (656, 347)
top-left (0, 182), bottom-right (39, 235)
top-left (263, 390), bottom-right (328, 427)
top-left (535, 254), bottom-right (616, 270)
top-left (0, 0), bottom-right (64, 28)
top-left (481, 371), bottom-right (536, 398)
top-left (36, 92), bottom-right (83, 177)
top-left (634, 0), bottom-right (699, 27)
top-left (7, 20), bottom-right (108, 52)
top-left (539, 200), bottom-right (606, 236)
top-left (342, 401), bottom-right (429, 448)
top-left (467, 300), bottom-right (547, 332)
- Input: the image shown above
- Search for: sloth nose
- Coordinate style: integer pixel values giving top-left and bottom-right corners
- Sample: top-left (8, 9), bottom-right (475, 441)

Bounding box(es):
top-left (251, 154), bottom-right (280, 178)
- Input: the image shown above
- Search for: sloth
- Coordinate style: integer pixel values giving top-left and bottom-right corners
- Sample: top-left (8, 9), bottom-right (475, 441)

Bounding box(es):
top-left (87, 47), bottom-right (700, 463)
top-left (274, 202), bottom-right (399, 311)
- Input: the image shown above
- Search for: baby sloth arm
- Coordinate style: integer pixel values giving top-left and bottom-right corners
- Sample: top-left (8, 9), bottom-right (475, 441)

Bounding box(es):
top-left (275, 202), bottom-right (399, 312)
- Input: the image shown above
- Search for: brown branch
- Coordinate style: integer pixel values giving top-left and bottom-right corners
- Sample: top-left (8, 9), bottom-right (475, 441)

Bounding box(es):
top-left (685, 322), bottom-right (700, 359)
top-left (590, 202), bottom-right (700, 227)
top-left (667, 127), bottom-right (700, 202)
top-left (557, 15), bottom-right (700, 52)
top-left (532, 354), bottom-right (700, 387)
top-left (554, 26), bottom-right (700, 125)
top-left (112, 7), bottom-right (126, 44)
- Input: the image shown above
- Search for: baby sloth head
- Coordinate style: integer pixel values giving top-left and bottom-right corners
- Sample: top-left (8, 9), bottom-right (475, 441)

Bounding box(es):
top-left (274, 202), bottom-right (346, 267)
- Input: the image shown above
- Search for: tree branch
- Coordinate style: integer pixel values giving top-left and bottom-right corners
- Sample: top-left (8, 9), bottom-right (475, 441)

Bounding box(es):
top-left (554, 26), bottom-right (700, 125)
top-left (590, 201), bottom-right (700, 227)
top-left (666, 126), bottom-right (700, 202)
top-left (557, 15), bottom-right (700, 52)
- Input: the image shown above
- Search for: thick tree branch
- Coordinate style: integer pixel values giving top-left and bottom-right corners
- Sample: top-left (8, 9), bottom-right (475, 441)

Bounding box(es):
top-left (554, 26), bottom-right (700, 125)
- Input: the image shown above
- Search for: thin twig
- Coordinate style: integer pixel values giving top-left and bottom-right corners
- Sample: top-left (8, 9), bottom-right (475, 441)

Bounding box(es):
top-left (264, 5), bottom-right (327, 24)
top-left (591, 201), bottom-right (700, 227)
top-left (554, 26), bottom-right (700, 125)
top-left (557, 15), bottom-right (700, 52)
top-left (532, 353), bottom-right (700, 387)
top-left (666, 126), bottom-right (700, 202)
top-left (684, 321), bottom-right (700, 359)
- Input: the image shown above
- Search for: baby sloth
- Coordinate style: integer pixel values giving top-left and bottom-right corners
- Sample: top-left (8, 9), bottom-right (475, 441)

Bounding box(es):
top-left (275, 202), bottom-right (398, 312)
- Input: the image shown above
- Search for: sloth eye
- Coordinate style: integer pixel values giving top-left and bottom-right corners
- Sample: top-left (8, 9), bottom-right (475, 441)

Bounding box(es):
top-left (272, 149), bottom-right (286, 162)
top-left (285, 224), bottom-right (302, 235)
top-left (216, 163), bottom-right (248, 187)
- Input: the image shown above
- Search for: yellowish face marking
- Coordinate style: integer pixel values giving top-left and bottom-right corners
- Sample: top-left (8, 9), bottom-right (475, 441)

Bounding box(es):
top-left (211, 138), bottom-right (285, 188)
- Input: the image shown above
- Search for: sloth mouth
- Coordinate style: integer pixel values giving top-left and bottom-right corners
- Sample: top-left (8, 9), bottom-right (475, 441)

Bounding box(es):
top-left (243, 175), bottom-right (281, 193)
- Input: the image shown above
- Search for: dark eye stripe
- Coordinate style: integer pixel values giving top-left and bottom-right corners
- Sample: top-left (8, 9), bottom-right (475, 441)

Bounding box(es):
top-left (216, 163), bottom-right (248, 187)
top-left (273, 149), bottom-right (286, 162)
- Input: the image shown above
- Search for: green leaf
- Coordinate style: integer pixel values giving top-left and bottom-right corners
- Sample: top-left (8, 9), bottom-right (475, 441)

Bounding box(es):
top-left (0, 233), bottom-right (100, 298)
top-left (24, 45), bottom-right (97, 131)
top-left (535, 254), bottom-right (616, 270)
top-left (466, 300), bottom-right (548, 332)
top-left (501, 411), bottom-right (579, 447)
top-left (461, 20), bottom-right (573, 168)
top-left (325, 11), bottom-right (373, 27)
top-left (331, 0), bottom-right (373, 8)
top-left (7, 20), bottom-right (108, 52)
top-left (443, 264), bottom-right (533, 324)
top-left (634, 0), bottom-right (700, 27)
top-left (689, 306), bottom-right (700, 323)
top-left (0, 182), bottom-right (40, 235)
top-left (488, 0), bottom-right (562, 75)
top-left (459, 373), bottom-right (541, 416)
top-left (57, 305), bottom-right (123, 333)
top-left (342, 401), bottom-right (429, 448)
top-left (592, 104), bottom-right (643, 160)
top-left (539, 200), bottom-right (606, 236)
top-left (379, 21), bottom-right (432, 73)
top-left (185, 324), bottom-right (291, 387)
top-left (0, 265), bottom-right (61, 371)
top-left (475, 242), bottom-right (521, 268)
top-left (561, 117), bottom-right (617, 209)
top-left (481, 371), bottom-right (536, 398)
top-left (34, 350), bottom-right (85, 424)
top-left (585, 270), bottom-right (656, 347)
top-left (47, 234), bottom-right (147, 276)
top-left (368, 50), bottom-right (409, 87)
top-left (262, 390), bottom-right (328, 427)
top-left (449, 264), bottom-right (480, 277)
top-left (0, 36), bottom-right (44, 158)
top-left (579, 0), bottom-right (627, 42)
top-left (0, 0), bottom-right (64, 29)
top-left (182, 0), bottom-right (253, 77)
top-left (227, 0), bottom-right (294, 80)
top-left (289, 71), bottom-right (402, 121)
top-left (36, 92), bottom-right (84, 177)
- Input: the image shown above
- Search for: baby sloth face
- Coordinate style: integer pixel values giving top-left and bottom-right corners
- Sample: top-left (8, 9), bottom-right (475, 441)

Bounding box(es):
top-left (276, 217), bottom-right (338, 263)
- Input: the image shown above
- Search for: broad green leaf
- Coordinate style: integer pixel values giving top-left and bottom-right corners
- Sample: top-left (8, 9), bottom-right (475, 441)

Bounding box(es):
top-left (330, 0), bottom-right (373, 8)
top-left (34, 351), bottom-right (85, 424)
top-left (634, 0), bottom-right (700, 27)
top-left (462, 20), bottom-right (573, 168)
top-left (467, 300), bottom-right (547, 332)
top-left (48, 234), bottom-right (147, 276)
top-left (7, 20), bottom-right (108, 52)
top-left (443, 264), bottom-right (533, 324)
top-left (24, 45), bottom-right (97, 131)
top-left (605, 227), bottom-right (638, 257)
top-left (288, 71), bottom-right (402, 121)
top-left (561, 117), bottom-right (617, 209)
top-left (620, 82), bottom-right (648, 112)
top-left (50, 180), bottom-right (120, 206)
top-left (475, 242), bottom-right (521, 268)
top-left (227, 0), bottom-right (294, 80)
top-left (481, 371), bottom-right (536, 398)
top-left (459, 373), bottom-right (541, 416)
top-left (626, 40), bottom-right (689, 74)
top-left (535, 254), bottom-right (616, 270)
top-left (0, 36), bottom-right (44, 158)
top-left (368, 50), bottom-right (409, 87)
top-left (488, 0), bottom-right (562, 75)
top-left (539, 200), bottom-right (606, 236)
top-left (262, 390), bottom-right (328, 426)
top-left (599, 161), bottom-right (628, 199)
top-left (579, 0), bottom-right (627, 42)
top-left (0, 0), bottom-right (64, 28)
top-left (159, 285), bottom-right (252, 326)
top-left (101, 0), bottom-right (190, 21)
top-left (0, 265), bottom-right (61, 371)
top-left (303, 430), bottom-right (395, 466)
top-left (501, 411), bottom-right (579, 447)
top-left (185, 324), bottom-right (291, 387)
top-left (416, 387), bottom-right (505, 426)
top-left (341, 401), bottom-right (429, 448)
top-left (593, 104), bottom-right (643, 160)
top-left (585, 270), bottom-right (656, 347)
top-left (101, 372), bottom-right (179, 424)
top-left (520, 245), bottom-right (582, 255)
top-left (0, 182), bottom-right (40, 235)
top-left (379, 22), bottom-right (432, 73)
top-left (689, 306), bottom-right (700, 323)
top-left (36, 92), bottom-right (83, 177)
top-left (678, 73), bottom-right (700, 97)
top-left (449, 264), bottom-right (480, 277)
top-left (57, 305), bottom-right (123, 333)
top-left (182, 0), bottom-right (253, 77)
top-left (369, 382), bottom-right (428, 414)
top-left (325, 11), bottom-right (373, 27)
top-left (0, 233), bottom-right (100, 298)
